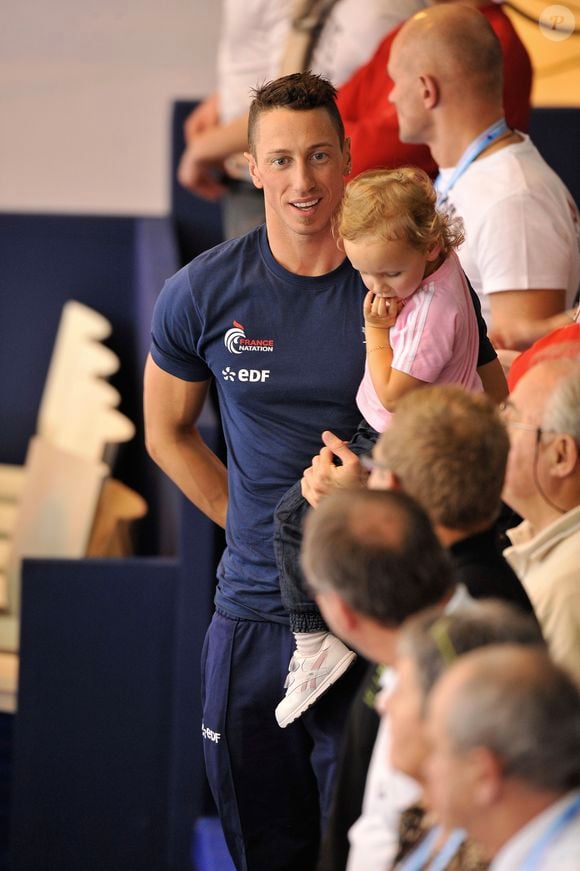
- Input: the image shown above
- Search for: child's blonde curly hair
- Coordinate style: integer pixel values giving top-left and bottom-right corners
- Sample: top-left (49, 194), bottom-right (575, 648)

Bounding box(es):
top-left (335, 166), bottom-right (464, 255)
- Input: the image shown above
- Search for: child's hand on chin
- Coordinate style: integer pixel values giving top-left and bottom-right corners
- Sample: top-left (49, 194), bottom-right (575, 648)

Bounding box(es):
top-left (363, 291), bottom-right (405, 329)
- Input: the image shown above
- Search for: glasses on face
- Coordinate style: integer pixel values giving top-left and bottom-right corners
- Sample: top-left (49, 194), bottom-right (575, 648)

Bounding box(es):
top-left (500, 400), bottom-right (568, 515)
top-left (499, 400), bottom-right (546, 441)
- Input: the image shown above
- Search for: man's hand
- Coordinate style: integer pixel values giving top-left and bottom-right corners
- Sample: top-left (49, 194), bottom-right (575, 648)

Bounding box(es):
top-left (177, 145), bottom-right (227, 200)
top-left (178, 112), bottom-right (252, 199)
top-left (301, 430), bottom-right (366, 508)
top-left (183, 92), bottom-right (220, 142)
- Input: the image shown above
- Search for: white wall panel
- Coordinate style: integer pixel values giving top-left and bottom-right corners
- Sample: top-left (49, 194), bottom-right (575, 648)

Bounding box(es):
top-left (0, 0), bottom-right (220, 214)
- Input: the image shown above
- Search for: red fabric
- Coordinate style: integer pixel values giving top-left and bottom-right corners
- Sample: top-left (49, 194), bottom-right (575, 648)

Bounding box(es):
top-left (508, 323), bottom-right (580, 390)
top-left (337, 4), bottom-right (533, 181)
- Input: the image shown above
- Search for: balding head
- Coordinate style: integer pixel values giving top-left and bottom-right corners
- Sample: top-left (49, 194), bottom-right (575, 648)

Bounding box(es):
top-left (392, 5), bottom-right (503, 105)
top-left (522, 358), bottom-right (580, 441)
top-left (431, 645), bottom-right (580, 793)
top-left (426, 643), bottom-right (580, 850)
top-left (301, 488), bottom-right (454, 626)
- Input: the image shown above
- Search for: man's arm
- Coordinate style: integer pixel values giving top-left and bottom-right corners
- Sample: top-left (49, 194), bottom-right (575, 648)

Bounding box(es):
top-left (477, 357), bottom-right (508, 404)
top-left (488, 288), bottom-right (568, 375)
top-left (488, 289), bottom-right (570, 351)
top-left (465, 277), bottom-right (509, 403)
top-left (143, 355), bottom-right (228, 528)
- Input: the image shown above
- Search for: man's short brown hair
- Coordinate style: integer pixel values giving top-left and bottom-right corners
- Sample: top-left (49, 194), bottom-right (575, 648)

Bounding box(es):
top-left (377, 386), bottom-right (508, 531)
top-left (247, 71), bottom-right (345, 155)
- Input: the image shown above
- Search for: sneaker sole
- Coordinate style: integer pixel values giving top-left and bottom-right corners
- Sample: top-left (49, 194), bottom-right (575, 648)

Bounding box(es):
top-left (275, 652), bottom-right (357, 728)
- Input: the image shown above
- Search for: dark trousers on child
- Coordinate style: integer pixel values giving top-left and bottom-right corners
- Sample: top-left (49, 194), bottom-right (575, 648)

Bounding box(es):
top-left (273, 419), bottom-right (379, 632)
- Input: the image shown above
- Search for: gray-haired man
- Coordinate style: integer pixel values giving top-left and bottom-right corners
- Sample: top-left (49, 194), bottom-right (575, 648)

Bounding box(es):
top-left (426, 644), bottom-right (580, 869)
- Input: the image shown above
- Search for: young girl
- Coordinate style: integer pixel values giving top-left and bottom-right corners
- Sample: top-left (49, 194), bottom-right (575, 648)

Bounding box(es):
top-left (343, 166), bottom-right (482, 431)
top-left (275, 167), bottom-right (483, 728)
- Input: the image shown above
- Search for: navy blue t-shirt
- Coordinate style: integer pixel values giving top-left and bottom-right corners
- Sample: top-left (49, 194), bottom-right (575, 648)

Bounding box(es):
top-left (151, 225), bottom-right (366, 622)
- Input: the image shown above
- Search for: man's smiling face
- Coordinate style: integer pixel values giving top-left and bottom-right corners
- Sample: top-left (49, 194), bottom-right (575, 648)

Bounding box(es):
top-left (246, 106), bottom-right (350, 243)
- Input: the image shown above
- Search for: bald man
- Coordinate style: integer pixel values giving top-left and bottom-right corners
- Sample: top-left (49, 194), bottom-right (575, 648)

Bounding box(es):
top-left (338, 0), bottom-right (532, 181)
top-left (426, 645), bottom-right (580, 869)
top-left (387, 5), bottom-right (579, 357)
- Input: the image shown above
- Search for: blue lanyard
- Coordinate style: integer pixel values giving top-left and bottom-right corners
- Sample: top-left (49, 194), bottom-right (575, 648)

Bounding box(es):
top-left (520, 793), bottom-right (580, 871)
top-left (397, 825), bottom-right (466, 871)
top-left (434, 118), bottom-right (510, 208)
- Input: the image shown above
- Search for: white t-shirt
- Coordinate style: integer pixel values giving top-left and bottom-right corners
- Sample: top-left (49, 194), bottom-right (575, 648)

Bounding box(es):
top-left (438, 135), bottom-right (580, 328)
top-left (217, 0), bottom-right (426, 122)
top-left (218, 0), bottom-right (288, 123)
top-left (309, 0), bottom-right (425, 88)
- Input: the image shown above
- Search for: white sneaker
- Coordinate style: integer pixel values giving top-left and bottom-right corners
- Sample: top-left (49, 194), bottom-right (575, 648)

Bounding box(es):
top-left (275, 635), bottom-right (357, 728)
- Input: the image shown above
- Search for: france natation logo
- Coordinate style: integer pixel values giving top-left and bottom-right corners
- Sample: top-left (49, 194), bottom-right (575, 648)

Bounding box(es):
top-left (224, 320), bottom-right (274, 354)
top-left (224, 322), bottom-right (245, 354)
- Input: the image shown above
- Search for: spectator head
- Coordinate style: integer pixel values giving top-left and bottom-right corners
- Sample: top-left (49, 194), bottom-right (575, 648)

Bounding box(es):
top-left (334, 167), bottom-right (464, 304)
top-left (335, 166), bottom-right (464, 257)
top-left (501, 359), bottom-right (580, 530)
top-left (388, 601), bottom-right (544, 784)
top-left (301, 488), bottom-right (455, 662)
top-left (388, 5), bottom-right (503, 146)
top-left (426, 645), bottom-right (580, 850)
top-left (371, 385), bottom-right (509, 534)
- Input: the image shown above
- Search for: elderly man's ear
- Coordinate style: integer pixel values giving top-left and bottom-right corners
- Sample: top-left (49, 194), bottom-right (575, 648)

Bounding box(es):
top-left (549, 433), bottom-right (579, 479)
top-left (467, 746), bottom-right (504, 808)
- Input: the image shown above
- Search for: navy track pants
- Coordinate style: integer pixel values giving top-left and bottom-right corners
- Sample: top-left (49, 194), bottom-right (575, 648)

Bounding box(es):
top-left (201, 610), bottom-right (365, 871)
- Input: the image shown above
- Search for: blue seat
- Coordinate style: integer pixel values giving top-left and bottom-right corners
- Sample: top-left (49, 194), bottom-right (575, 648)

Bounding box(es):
top-left (529, 107), bottom-right (580, 206)
top-left (171, 100), bottom-right (224, 266)
top-left (192, 817), bottom-right (236, 871)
